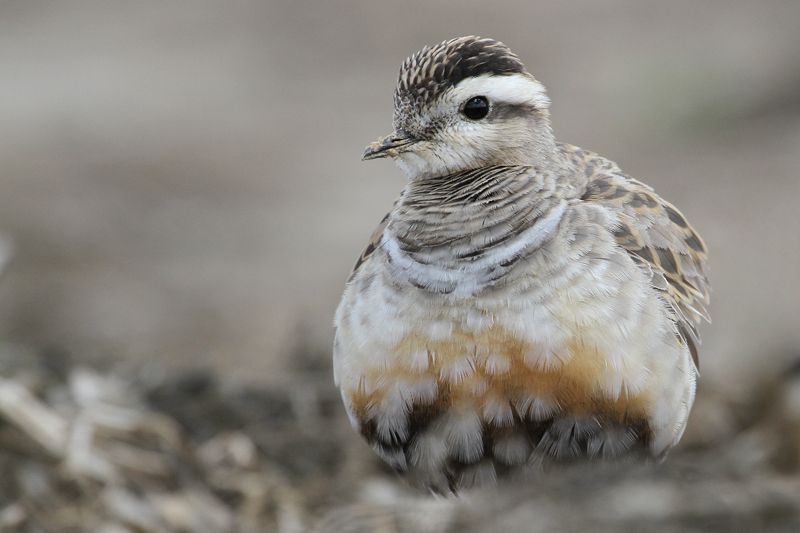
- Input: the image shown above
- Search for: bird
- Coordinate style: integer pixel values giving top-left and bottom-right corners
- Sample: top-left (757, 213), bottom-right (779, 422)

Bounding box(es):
top-left (333, 36), bottom-right (710, 494)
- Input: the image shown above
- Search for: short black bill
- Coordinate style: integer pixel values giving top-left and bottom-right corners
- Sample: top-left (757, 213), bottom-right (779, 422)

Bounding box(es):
top-left (362, 132), bottom-right (417, 160)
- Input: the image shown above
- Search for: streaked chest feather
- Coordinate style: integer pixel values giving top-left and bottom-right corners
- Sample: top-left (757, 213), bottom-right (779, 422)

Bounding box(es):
top-left (382, 200), bottom-right (567, 297)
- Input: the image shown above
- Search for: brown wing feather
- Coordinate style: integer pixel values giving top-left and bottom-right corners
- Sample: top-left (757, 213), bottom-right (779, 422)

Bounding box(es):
top-left (348, 211), bottom-right (390, 281)
top-left (582, 172), bottom-right (710, 368)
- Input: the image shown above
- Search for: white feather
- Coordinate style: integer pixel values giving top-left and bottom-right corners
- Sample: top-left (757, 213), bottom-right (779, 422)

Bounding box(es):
top-left (448, 73), bottom-right (551, 110)
top-left (444, 410), bottom-right (483, 463)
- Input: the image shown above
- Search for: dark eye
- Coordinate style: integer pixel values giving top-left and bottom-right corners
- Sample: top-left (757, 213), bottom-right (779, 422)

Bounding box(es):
top-left (462, 96), bottom-right (489, 120)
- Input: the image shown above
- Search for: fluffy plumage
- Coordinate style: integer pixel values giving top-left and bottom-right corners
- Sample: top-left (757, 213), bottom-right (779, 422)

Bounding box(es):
top-left (335, 36), bottom-right (710, 494)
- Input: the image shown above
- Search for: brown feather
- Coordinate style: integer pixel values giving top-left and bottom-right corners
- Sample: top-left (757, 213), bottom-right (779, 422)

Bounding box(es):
top-left (582, 171), bottom-right (710, 368)
top-left (349, 212), bottom-right (390, 280)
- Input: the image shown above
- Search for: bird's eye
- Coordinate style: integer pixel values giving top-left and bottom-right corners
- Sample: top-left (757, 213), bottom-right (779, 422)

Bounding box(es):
top-left (462, 96), bottom-right (489, 120)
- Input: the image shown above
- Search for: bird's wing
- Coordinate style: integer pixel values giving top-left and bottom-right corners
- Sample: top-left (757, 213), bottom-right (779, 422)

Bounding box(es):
top-left (582, 172), bottom-right (710, 367)
top-left (348, 212), bottom-right (390, 281)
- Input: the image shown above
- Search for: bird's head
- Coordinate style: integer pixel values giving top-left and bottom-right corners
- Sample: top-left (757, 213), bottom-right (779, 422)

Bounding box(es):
top-left (363, 36), bottom-right (555, 179)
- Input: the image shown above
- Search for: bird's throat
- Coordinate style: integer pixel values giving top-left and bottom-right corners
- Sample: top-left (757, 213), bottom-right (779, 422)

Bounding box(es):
top-left (383, 165), bottom-right (566, 296)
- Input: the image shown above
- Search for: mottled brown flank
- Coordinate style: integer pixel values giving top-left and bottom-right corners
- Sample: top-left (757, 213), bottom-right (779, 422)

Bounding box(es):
top-left (394, 36), bottom-right (527, 110)
top-left (656, 248), bottom-right (679, 275)
top-left (630, 192), bottom-right (658, 209)
top-left (664, 204), bottom-right (688, 228)
top-left (348, 212), bottom-right (390, 280)
top-left (686, 230), bottom-right (707, 253)
top-left (346, 326), bottom-right (652, 472)
top-left (586, 176), bottom-right (611, 194)
top-left (612, 223), bottom-right (637, 248)
top-left (581, 171), bottom-right (710, 367)
top-left (633, 246), bottom-right (652, 264)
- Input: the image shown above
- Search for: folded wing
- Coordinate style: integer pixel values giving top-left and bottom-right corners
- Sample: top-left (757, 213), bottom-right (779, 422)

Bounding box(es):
top-left (582, 172), bottom-right (710, 367)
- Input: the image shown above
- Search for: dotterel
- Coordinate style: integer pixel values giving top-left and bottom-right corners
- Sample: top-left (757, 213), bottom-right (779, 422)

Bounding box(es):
top-left (334, 36), bottom-right (710, 494)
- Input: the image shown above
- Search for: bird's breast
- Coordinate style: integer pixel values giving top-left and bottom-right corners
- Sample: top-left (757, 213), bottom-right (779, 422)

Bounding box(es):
top-left (345, 322), bottom-right (653, 432)
top-left (334, 273), bottom-right (663, 492)
top-left (333, 208), bottom-right (694, 491)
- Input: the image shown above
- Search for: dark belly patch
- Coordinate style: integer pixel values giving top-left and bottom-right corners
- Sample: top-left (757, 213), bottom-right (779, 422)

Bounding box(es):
top-left (356, 393), bottom-right (652, 494)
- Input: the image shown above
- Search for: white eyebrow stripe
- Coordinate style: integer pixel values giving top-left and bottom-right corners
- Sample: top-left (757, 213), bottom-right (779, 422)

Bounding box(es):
top-left (449, 73), bottom-right (550, 109)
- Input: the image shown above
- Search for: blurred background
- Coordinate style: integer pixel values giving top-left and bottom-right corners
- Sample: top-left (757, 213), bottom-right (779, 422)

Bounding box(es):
top-left (0, 1), bottom-right (799, 531)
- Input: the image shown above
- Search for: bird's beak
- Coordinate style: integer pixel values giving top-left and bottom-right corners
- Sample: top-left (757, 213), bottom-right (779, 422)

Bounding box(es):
top-left (362, 132), bottom-right (417, 161)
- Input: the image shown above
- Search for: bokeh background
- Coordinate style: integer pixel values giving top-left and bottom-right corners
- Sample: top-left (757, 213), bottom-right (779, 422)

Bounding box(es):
top-left (0, 1), bottom-right (799, 531)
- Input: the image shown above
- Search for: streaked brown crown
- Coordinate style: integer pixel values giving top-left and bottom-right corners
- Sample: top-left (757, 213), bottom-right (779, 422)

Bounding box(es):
top-left (393, 36), bottom-right (527, 114)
